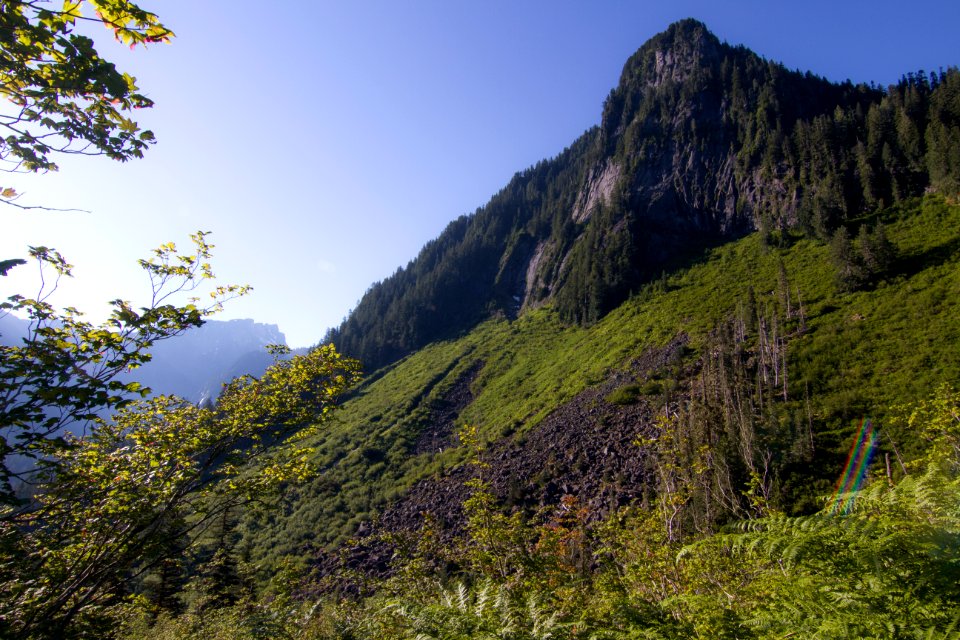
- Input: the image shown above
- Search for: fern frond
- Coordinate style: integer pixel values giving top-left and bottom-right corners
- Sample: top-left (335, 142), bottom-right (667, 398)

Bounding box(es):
top-left (456, 581), bottom-right (469, 613)
top-left (474, 581), bottom-right (491, 618)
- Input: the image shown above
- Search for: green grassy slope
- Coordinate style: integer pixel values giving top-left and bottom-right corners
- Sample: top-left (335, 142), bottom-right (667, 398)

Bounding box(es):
top-left (241, 196), bottom-right (960, 568)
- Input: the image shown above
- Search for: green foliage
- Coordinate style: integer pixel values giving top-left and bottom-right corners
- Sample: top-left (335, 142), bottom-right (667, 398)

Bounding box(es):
top-left (606, 383), bottom-right (642, 405)
top-left (0, 236), bottom-right (360, 638)
top-left (830, 222), bottom-right (898, 292)
top-left (0, 232), bottom-right (251, 503)
top-left (121, 386), bottom-right (960, 640)
top-left (680, 453), bottom-right (960, 637)
top-left (0, 344), bottom-right (359, 638)
top-left (791, 197), bottom-right (960, 457)
top-left (830, 226), bottom-right (868, 291)
top-left (243, 195), bottom-right (960, 569)
top-left (858, 222), bottom-right (896, 276)
top-left (896, 383), bottom-right (960, 471)
top-left (459, 424), bottom-right (531, 580)
top-left (128, 387), bottom-right (960, 640)
top-left (926, 70), bottom-right (960, 196)
top-left (0, 0), bottom-right (170, 178)
top-left (385, 581), bottom-right (567, 640)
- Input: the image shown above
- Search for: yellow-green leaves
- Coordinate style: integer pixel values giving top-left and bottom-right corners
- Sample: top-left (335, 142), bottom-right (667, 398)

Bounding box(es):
top-left (898, 383), bottom-right (960, 470)
top-left (0, 0), bottom-right (172, 176)
top-left (88, 0), bottom-right (173, 46)
top-left (1, 232), bottom-right (248, 502)
top-left (1, 344), bottom-right (359, 637)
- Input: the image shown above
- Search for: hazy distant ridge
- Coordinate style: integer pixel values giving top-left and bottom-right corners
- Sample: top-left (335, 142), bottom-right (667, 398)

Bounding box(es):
top-left (0, 315), bottom-right (284, 405)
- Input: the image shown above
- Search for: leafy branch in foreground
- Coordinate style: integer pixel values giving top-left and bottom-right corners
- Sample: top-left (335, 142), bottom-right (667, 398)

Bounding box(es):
top-left (0, 225), bottom-right (361, 638)
top-left (0, 344), bottom-right (360, 639)
top-left (0, 346), bottom-right (359, 638)
top-left (0, 231), bottom-right (248, 504)
top-left (0, 0), bottom-right (172, 176)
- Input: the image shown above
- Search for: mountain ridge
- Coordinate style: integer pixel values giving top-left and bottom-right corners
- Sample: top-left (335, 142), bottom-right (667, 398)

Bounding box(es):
top-left (0, 315), bottom-right (285, 405)
top-left (325, 19), bottom-right (957, 373)
top-left (129, 318), bottom-right (286, 403)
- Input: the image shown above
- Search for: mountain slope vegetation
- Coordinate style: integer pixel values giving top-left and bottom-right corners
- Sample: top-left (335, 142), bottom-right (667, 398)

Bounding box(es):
top-left (9, 17), bottom-right (960, 639)
top-left (241, 194), bottom-right (960, 566)
top-left (327, 19), bottom-right (960, 374)
top-left (125, 193), bottom-right (960, 640)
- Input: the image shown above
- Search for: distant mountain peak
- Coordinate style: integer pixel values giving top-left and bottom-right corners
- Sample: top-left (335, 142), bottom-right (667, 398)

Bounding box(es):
top-left (132, 318), bottom-right (286, 402)
top-left (618, 19), bottom-right (723, 89)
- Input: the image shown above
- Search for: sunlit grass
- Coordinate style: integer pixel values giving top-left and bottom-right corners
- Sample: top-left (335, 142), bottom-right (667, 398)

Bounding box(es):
top-left (241, 195), bottom-right (960, 569)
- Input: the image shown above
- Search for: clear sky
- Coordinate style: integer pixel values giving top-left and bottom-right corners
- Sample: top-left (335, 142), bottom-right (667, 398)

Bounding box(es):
top-left (2, 0), bottom-right (958, 347)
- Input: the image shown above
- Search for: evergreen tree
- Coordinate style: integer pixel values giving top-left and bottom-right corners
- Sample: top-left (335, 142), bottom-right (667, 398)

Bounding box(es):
top-left (857, 223), bottom-right (896, 278)
top-left (830, 227), bottom-right (867, 292)
top-left (926, 69), bottom-right (960, 195)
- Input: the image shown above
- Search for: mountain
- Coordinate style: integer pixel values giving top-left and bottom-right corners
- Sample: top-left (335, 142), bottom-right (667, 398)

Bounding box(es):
top-left (0, 313), bottom-right (30, 345)
top-left (130, 318), bottom-right (286, 403)
top-left (326, 19), bottom-right (960, 373)
top-left (0, 315), bottom-right (285, 405)
top-left (23, 19), bottom-right (959, 637)
top-left (236, 20), bottom-right (960, 571)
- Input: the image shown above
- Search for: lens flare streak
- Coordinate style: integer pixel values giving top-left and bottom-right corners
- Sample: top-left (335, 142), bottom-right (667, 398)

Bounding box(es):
top-left (830, 418), bottom-right (878, 515)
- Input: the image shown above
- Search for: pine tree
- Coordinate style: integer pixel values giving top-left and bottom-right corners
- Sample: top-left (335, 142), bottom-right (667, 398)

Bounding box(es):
top-left (830, 227), bottom-right (867, 291)
top-left (858, 223), bottom-right (896, 278)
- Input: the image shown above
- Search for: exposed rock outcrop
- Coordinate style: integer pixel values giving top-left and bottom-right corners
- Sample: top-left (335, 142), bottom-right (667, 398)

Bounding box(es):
top-left (329, 18), bottom-right (886, 374)
top-left (314, 336), bottom-right (689, 582)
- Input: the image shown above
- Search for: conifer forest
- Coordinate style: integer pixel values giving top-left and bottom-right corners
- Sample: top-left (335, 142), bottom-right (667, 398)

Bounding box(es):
top-left (2, 7), bottom-right (960, 639)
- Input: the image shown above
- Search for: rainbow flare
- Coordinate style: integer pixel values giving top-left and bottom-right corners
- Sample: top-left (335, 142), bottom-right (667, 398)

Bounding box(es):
top-left (829, 418), bottom-right (879, 515)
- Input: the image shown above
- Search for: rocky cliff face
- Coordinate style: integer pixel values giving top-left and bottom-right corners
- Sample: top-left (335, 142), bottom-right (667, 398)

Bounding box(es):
top-left (329, 19), bottom-right (905, 371)
top-left (520, 21), bottom-right (856, 318)
top-left (600, 20), bottom-right (787, 233)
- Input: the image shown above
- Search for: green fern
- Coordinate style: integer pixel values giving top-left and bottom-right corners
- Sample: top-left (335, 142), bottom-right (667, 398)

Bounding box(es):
top-left (673, 455), bottom-right (960, 638)
top-left (385, 581), bottom-right (569, 640)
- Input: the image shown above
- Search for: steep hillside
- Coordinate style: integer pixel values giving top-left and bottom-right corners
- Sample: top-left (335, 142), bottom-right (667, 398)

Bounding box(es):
top-left (110, 21), bottom-right (960, 638)
top-left (242, 195), bottom-right (960, 575)
top-left (327, 19), bottom-right (960, 373)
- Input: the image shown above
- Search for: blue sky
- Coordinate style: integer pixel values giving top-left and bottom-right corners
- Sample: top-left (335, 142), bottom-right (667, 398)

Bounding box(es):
top-left (2, 0), bottom-right (959, 347)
